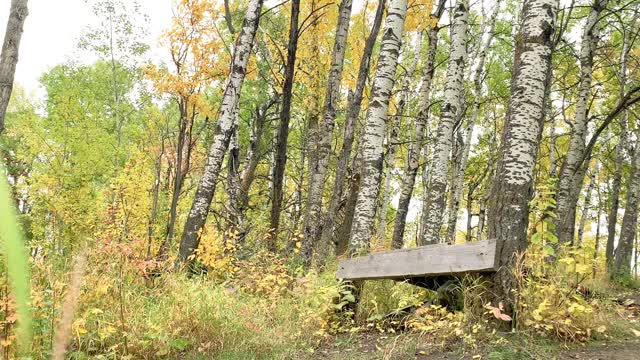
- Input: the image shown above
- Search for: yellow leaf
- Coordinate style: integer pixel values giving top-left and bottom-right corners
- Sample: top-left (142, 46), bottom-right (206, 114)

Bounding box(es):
top-left (90, 308), bottom-right (104, 315)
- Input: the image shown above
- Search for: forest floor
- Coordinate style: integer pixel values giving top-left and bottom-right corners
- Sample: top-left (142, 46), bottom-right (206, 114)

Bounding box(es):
top-left (308, 331), bottom-right (640, 359)
top-left (304, 292), bottom-right (640, 359)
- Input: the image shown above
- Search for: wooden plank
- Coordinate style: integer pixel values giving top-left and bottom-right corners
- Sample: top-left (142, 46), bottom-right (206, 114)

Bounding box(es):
top-left (336, 239), bottom-right (497, 280)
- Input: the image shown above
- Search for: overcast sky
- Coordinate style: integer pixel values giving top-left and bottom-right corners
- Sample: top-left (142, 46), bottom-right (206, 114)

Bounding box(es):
top-left (0, 0), bottom-right (372, 99)
top-left (0, 0), bottom-right (174, 97)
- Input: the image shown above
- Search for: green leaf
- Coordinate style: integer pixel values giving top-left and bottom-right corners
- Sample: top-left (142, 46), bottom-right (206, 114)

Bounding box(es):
top-left (531, 232), bottom-right (542, 244)
top-left (543, 245), bottom-right (556, 257)
top-left (342, 293), bottom-right (356, 303)
top-left (0, 165), bottom-right (32, 354)
top-left (334, 301), bottom-right (349, 310)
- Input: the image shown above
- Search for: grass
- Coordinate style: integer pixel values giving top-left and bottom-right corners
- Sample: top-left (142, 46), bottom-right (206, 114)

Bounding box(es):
top-left (2, 220), bottom-right (640, 359)
top-left (56, 263), bottom-right (345, 359)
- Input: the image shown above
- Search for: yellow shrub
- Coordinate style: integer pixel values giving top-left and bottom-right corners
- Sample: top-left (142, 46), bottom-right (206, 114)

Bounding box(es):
top-left (234, 250), bottom-right (294, 298)
top-left (195, 228), bottom-right (240, 281)
top-left (516, 244), bottom-right (608, 342)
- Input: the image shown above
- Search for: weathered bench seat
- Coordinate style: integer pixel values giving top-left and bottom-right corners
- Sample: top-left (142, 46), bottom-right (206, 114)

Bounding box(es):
top-left (336, 239), bottom-right (497, 281)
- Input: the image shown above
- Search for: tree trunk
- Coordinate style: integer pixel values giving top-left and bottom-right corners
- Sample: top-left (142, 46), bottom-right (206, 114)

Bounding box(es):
top-left (146, 136), bottom-right (165, 259)
top-left (241, 99), bottom-right (273, 196)
top-left (301, 0), bottom-right (353, 266)
top-left (593, 187), bottom-right (602, 277)
top-left (225, 106), bottom-right (243, 246)
top-left (348, 0), bottom-right (408, 255)
top-left (223, 0), bottom-right (236, 34)
top-left (606, 26), bottom-right (631, 268)
top-left (613, 137), bottom-right (640, 278)
top-left (175, 0), bottom-right (264, 266)
top-left (486, 0), bottom-right (557, 312)
top-left (228, 99), bottom-right (275, 249)
top-left (0, 0), bottom-right (29, 133)
top-left (466, 189), bottom-right (474, 242)
top-left (376, 144), bottom-right (395, 243)
top-left (554, 0), bottom-right (608, 246)
top-left (421, 0), bottom-right (469, 245)
top-left (577, 162), bottom-right (597, 247)
top-left (549, 119), bottom-right (558, 177)
top-left (419, 144), bottom-right (434, 241)
top-left (157, 104), bottom-right (194, 259)
top-left (477, 122), bottom-right (499, 242)
top-left (445, 0), bottom-right (501, 244)
top-left (269, 0), bottom-right (300, 251)
top-left (336, 166), bottom-right (360, 256)
top-left (316, 0), bottom-right (387, 265)
top-left (376, 31), bottom-right (423, 246)
top-left (391, 0), bottom-right (445, 249)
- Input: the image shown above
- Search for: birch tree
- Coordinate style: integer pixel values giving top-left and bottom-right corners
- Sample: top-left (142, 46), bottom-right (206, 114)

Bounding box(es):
top-left (391, 0), bottom-right (446, 249)
top-left (175, 0), bottom-right (264, 266)
top-left (606, 13), bottom-right (635, 266)
top-left (554, 0), bottom-right (609, 246)
top-left (613, 132), bottom-right (640, 278)
top-left (348, 0), bottom-right (408, 255)
top-left (0, 0), bottom-right (29, 133)
top-left (227, 97), bottom-right (277, 246)
top-left (301, 0), bottom-right (353, 265)
top-left (269, 0), bottom-right (300, 249)
top-left (445, 0), bottom-right (501, 244)
top-left (577, 161), bottom-right (597, 247)
top-left (376, 32), bottom-right (422, 243)
top-left (487, 0), bottom-right (557, 310)
top-left (316, 0), bottom-right (387, 264)
top-left (421, 0), bottom-right (469, 245)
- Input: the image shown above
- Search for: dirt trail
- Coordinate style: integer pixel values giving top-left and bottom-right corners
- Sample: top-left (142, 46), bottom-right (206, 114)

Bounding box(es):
top-left (558, 340), bottom-right (640, 360)
top-left (311, 333), bottom-right (640, 359)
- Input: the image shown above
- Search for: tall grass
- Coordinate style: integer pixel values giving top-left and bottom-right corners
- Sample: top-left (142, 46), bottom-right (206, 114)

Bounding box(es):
top-left (0, 166), bottom-right (32, 354)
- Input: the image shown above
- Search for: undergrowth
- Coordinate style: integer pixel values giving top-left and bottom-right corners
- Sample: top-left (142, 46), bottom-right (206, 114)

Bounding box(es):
top-left (1, 228), bottom-right (640, 359)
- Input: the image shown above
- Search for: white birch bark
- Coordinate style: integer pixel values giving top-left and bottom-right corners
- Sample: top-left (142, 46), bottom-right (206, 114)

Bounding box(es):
top-left (269, 0), bottom-right (301, 246)
top-left (445, 0), bottom-right (501, 244)
top-left (376, 158), bottom-right (395, 242)
top-left (315, 0), bottom-right (387, 267)
top-left (376, 32), bottom-right (422, 244)
top-left (554, 0), bottom-right (609, 246)
top-left (577, 161), bottom-right (597, 247)
top-left (392, 0), bottom-right (445, 248)
top-left (421, 0), bottom-right (469, 245)
top-left (349, 0), bottom-right (408, 255)
top-left (0, 0), bottom-right (29, 133)
top-left (225, 109), bottom-right (243, 246)
top-left (607, 20), bottom-right (632, 266)
top-left (176, 0), bottom-right (264, 265)
top-left (301, 0), bottom-right (353, 265)
top-left (613, 134), bottom-right (640, 277)
top-left (487, 0), bottom-right (558, 309)
top-left (549, 118), bottom-right (558, 177)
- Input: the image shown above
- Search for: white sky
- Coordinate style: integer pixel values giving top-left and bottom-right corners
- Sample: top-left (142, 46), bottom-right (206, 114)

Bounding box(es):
top-left (1, 0), bottom-right (541, 112)
top-left (0, 0), bottom-right (371, 99)
top-left (0, 0), bottom-right (174, 97)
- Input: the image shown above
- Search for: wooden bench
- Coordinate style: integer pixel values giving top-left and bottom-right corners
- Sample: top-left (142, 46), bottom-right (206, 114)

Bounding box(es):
top-left (336, 239), bottom-right (497, 289)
